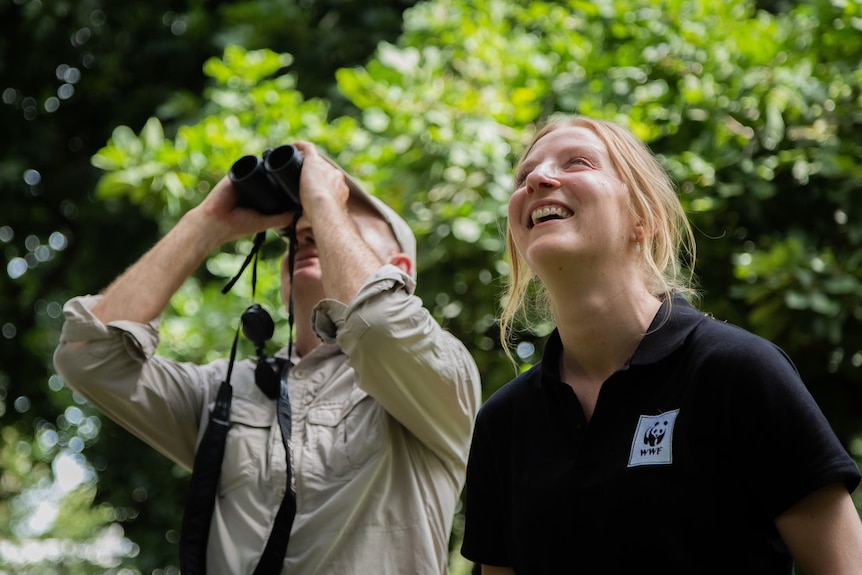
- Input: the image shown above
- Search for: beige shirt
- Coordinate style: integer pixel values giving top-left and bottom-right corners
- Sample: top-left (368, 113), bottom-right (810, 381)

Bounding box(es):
top-left (54, 265), bottom-right (481, 574)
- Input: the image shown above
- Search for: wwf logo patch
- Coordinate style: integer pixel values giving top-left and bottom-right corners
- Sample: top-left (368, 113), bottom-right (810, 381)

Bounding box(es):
top-left (627, 409), bottom-right (680, 467)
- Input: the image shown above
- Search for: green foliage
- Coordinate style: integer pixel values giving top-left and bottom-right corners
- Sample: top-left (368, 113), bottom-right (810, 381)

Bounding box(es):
top-left (6, 0), bottom-right (862, 570)
top-left (331, 0), bottom-right (862, 406)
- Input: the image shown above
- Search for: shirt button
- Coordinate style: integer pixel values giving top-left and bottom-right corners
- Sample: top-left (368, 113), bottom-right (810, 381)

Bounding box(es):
top-left (293, 370), bottom-right (305, 379)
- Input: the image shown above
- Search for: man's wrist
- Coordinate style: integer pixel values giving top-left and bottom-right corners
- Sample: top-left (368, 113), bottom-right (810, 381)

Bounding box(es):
top-left (179, 205), bottom-right (230, 254)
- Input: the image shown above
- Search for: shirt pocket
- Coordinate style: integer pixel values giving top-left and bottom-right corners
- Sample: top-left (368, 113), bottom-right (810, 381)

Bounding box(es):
top-left (217, 395), bottom-right (277, 496)
top-left (305, 387), bottom-right (386, 481)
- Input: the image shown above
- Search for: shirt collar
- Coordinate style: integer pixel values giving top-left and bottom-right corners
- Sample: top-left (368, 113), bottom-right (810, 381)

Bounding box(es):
top-left (629, 295), bottom-right (706, 365)
top-left (539, 295), bottom-right (706, 386)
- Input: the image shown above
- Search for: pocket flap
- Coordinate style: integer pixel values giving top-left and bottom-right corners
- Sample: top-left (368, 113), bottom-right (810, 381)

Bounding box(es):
top-left (226, 394), bottom-right (275, 428)
top-left (306, 387), bottom-right (369, 427)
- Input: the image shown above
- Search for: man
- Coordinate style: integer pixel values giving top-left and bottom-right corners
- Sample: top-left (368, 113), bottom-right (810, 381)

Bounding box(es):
top-left (54, 141), bottom-right (482, 574)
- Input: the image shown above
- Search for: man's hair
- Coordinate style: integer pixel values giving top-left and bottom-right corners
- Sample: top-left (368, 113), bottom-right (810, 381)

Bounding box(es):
top-left (499, 115), bottom-right (697, 362)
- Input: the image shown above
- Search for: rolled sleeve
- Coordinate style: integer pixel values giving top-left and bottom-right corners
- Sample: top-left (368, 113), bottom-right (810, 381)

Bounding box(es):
top-left (53, 295), bottom-right (215, 469)
top-left (312, 265), bottom-right (481, 474)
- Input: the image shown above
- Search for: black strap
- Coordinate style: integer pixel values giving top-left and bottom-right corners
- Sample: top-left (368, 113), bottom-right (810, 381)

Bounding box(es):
top-left (252, 376), bottom-right (296, 575)
top-left (252, 222), bottom-right (299, 574)
top-left (180, 219), bottom-right (301, 575)
top-left (222, 232), bottom-right (267, 295)
top-left (179, 330), bottom-right (238, 574)
top-left (179, 333), bottom-right (296, 575)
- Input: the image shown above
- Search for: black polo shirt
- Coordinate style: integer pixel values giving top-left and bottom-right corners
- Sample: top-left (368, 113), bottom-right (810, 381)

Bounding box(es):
top-left (462, 297), bottom-right (860, 574)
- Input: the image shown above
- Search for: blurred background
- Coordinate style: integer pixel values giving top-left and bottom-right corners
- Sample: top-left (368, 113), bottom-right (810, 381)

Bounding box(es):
top-left (2, 0), bottom-right (862, 572)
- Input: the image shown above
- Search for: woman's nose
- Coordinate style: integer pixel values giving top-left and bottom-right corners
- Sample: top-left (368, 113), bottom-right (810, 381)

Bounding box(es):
top-left (525, 166), bottom-right (559, 193)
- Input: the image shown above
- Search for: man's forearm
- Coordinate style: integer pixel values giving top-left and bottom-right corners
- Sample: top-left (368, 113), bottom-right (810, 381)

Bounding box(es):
top-left (91, 209), bottom-right (218, 324)
top-left (314, 201), bottom-right (385, 305)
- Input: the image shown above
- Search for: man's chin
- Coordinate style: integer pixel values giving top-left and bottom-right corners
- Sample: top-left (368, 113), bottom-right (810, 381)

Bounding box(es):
top-left (290, 258), bottom-right (320, 274)
top-left (288, 266), bottom-right (322, 288)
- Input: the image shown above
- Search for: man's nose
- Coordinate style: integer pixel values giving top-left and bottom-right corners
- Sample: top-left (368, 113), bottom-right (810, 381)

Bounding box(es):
top-left (293, 219), bottom-right (315, 246)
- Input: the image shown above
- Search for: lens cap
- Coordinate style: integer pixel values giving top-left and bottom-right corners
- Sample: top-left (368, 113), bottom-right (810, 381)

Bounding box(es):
top-left (241, 303), bottom-right (275, 348)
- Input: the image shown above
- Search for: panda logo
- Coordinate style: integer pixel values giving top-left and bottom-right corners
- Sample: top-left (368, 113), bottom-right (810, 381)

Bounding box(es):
top-left (629, 409), bottom-right (679, 467)
top-left (643, 419), bottom-right (669, 447)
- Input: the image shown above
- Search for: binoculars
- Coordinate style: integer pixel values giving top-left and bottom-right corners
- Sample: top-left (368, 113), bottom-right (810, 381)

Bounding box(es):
top-left (229, 145), bottom-right (303, 215)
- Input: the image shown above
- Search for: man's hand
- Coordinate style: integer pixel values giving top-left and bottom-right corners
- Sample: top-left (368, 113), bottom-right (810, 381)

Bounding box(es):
top-left (292, 141), bottom-right (351, 224)
top-left (194, 175), bottom-right (297, 248)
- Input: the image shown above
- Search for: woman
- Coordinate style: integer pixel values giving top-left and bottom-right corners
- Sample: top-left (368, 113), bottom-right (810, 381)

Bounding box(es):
top-left (461, 115), bottom-right (862, 574)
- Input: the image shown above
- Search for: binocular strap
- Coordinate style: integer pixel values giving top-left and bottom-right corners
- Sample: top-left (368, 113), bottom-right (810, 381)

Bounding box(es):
top-left (252, 373), bottom-right (296, 575)
top-left (179, 332), bottom-right (296, 574)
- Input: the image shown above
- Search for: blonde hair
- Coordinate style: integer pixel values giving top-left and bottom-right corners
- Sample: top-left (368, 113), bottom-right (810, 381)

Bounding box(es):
top-left (500, 115), bottom-right (697, 359)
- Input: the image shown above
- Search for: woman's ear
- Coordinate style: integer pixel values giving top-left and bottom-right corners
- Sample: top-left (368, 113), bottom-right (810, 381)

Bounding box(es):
top-left (631, 220), bottom-right (646, 243)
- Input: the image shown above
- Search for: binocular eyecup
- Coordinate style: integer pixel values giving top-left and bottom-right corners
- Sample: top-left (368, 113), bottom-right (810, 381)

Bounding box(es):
top-left (229, 145), bottom-right (303, 215)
